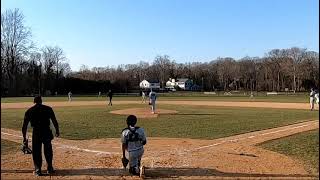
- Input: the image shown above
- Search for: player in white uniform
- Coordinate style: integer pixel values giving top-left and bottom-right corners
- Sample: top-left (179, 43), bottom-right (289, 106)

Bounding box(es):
top-left (68, 91), bottom-right (72, 102)
top-left (141, 91), bottom-right (146, 103)
top-left (149, 89), bottom-right (157, 114)
top-left (121, 115), bottom-right (146, 177)
top-left (310, 88), bottom-right (318, 111)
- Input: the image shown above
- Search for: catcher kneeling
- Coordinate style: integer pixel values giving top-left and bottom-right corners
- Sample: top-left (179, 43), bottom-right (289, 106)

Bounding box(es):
top-left (121, 115), bottom-right (147, 177)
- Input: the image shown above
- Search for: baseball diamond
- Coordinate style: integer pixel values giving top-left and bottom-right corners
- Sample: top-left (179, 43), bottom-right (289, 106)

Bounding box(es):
top-left (1, 97), bottom-right (319, 179)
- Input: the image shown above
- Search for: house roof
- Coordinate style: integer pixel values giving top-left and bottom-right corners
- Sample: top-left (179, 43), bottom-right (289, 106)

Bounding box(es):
top-left (177, 78), bottom-right (189, 82)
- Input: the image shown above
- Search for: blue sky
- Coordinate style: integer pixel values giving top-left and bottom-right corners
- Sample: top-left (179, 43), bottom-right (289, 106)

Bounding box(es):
top-left (2, 0), bottom-right (319, 71)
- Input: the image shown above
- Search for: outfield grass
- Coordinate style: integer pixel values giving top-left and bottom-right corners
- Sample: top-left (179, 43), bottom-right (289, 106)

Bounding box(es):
top-left (259, 129), bottom-right (319, 174)
top-left (1, 94), bottom-right (310, 103)
top-left (1, 139), bottom-right (20, 155)
top-left (1, 104), bottom-right (318, 140)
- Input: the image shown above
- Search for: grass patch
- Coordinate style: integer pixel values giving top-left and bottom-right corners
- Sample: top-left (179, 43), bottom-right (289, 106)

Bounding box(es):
top-left (1, 94), bottom-right (310, 103)
top-left (1, 139), bottom-right (20, 155)
top-left (1, 104), bottom-right (318, 140)
top-left (259, 129), bottom-right (319, 174)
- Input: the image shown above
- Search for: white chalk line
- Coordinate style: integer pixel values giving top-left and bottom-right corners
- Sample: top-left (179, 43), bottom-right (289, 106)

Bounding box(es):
top-left (1, 121), bottom-right (318, 158)
top-left (1, 132), bottom-right (120, 156)
top-left (189, 122), bottom-right (318, 153)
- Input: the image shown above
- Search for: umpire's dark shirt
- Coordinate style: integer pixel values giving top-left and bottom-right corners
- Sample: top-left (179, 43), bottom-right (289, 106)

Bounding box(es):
top-left (22, 104), bottom-right (59, 141)
top-left (108, 92), bottom-right (113, 98)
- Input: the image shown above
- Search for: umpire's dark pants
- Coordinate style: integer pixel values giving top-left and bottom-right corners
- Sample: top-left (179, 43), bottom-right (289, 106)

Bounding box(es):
top-left (32, 129), bottom-right (53, 172)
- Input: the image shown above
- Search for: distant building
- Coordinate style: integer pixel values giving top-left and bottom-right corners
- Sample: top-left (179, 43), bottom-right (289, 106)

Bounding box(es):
top-left (165, 78), bottom-right (196, 91)
top-left (139, 79), bottom-right (160, 90)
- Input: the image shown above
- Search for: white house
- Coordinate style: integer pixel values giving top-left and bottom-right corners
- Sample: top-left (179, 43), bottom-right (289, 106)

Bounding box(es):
top-left (139, 79), bottom-right (160, 89)
top-left (166, 78), bottom-right (194, 90)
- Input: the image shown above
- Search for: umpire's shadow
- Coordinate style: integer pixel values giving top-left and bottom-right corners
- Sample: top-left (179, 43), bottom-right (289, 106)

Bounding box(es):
top-left (2, 168), bottom-right (318, 179)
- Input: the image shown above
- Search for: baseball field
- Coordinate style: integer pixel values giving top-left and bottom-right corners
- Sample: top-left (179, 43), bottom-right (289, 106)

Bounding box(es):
top-left (1, 94), bottom-right (319, 179)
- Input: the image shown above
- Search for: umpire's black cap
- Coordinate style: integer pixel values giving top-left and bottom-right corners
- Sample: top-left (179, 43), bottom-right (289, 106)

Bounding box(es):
top-left (34, 96), bottom-right (42, 104)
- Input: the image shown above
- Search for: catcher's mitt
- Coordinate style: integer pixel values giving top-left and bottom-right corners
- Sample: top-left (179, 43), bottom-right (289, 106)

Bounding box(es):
top-left (122, 157), bottom-right (129, 169)
top-left (22, 139), bottom-right (32, 154)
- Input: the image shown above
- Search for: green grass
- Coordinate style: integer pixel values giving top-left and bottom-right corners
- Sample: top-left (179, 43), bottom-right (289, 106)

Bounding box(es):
top-left (1, 139), bottom-right (20, 155)
top-left (1, 104), bottom-right (318, 140)
top-left (1, 94), bottom-right (310, 103)
top-left (259, 129), bottom-right (319, 174)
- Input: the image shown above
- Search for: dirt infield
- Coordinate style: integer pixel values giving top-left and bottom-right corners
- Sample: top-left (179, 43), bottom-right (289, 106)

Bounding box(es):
top-left (110, 108), bottom-right (178, 118)
top-left (1, 120), bottom-right (319, 179)
top-left (1, 100), bottom-right (318, 110)
top-left (1, 100), bottom-right (319, 179)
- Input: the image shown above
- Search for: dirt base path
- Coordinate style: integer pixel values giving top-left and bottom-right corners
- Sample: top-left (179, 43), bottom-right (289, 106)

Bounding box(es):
top-left (1, 120), bottom-right (318, 179)
top-left (1, 100), bottom-right (318, 110)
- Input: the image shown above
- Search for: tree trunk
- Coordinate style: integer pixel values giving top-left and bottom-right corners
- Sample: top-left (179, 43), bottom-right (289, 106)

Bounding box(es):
top-left (277, 72), bottom-right (280, 92)
top-left (293, 66), bottom-right (296, 93)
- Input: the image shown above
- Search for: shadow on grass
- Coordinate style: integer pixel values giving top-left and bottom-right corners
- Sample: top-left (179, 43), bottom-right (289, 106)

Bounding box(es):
top-left (2, 167), bottom-right (318, 179)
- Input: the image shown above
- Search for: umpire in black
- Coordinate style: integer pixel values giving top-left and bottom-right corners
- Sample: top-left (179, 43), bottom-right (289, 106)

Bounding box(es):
top-left (22, 96), bottom-right (60, 176)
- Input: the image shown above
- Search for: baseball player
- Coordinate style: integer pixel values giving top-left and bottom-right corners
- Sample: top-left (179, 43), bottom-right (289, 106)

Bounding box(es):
top-left (141, 91), bottom-right (146, 103)
top-left (315, 89), bottom-right (319, 109)
top-left (68, 91), bottom-right (72, 102)
top-left (149, 89), bottom-right (157, 114)
top-left (107, 90), bottom-right (113, 106)
top-left (310, 88), bottom-right (317, 111)
top-left (121, 115), bottom-right (147, 177)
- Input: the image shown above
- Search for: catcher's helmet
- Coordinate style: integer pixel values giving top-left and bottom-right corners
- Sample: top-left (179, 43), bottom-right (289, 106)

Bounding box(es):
top-left (126, 115), bottom-right (137, 126)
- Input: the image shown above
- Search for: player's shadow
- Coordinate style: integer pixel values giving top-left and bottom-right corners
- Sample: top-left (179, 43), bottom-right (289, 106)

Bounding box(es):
top-left (2, 168), bottom-right (318, 179)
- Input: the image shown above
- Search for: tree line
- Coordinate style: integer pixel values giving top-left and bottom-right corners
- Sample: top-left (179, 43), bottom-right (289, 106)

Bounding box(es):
top-left (73, 48), bottom-right (319, 93)
top-left (1, 8), bottom-right (319, 96)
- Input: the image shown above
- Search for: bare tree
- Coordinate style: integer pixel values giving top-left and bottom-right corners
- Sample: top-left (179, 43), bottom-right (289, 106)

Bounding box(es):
top-left (285, 47), bottom-right (306, 93)
top-left (1, 8), bottom-right (34, 95)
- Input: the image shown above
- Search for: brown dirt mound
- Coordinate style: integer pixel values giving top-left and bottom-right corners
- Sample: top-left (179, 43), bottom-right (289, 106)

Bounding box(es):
top-left (110, 108), bottom-right (178, 118)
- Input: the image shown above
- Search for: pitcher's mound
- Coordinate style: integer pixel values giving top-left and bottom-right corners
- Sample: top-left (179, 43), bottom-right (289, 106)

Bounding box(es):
top-left (110, 108), bottom-right (178, 118)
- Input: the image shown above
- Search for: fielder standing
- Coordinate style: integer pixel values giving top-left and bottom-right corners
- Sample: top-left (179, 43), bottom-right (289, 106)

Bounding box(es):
top-left (68, 91), bottom-right (72, 102)
top-left (310, 88), bottom-right (317, 111)
top-left (141, 91), bottom-right (146, 103)
top-left (107, 90), bottom-right (113, 106)
top-left (149, 89), bottom-right (157, 114)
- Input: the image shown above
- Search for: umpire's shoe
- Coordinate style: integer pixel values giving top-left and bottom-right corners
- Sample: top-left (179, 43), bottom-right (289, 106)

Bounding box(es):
top-left (34, 170), bottom-right (43, 176)
top-left (47, 167), bottom-right (56, 174)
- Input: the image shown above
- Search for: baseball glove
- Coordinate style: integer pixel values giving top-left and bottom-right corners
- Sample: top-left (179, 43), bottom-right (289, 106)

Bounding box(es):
top-left (122, 157), bottom-right (129, 169)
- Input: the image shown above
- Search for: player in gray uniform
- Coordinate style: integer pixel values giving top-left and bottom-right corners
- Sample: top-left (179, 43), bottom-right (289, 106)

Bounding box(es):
top-left (121, 115), bottom-right (147, 176)
top-left (149, 89), bottom-right (157, 114)
top-left (310, 88), bottom-right (318, 111)
top-left (68, 91), bottom-right (72, 102)
top-left (141, 91), bottom-right (146, 103)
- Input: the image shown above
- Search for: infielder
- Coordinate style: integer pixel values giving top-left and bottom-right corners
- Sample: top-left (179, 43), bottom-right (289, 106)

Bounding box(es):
top-left (68, 91), bottom-right (72, 102)
top-left (149, 89), bottom-right (157, 114)
top-left (107, 90), bottom-right (113, 106)
top-left (310, 88), bottom-right (319, 110)
top-left (141, 91), bottom-right (146, 103)
top-left (121, 115), bottom-right (147, 177)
